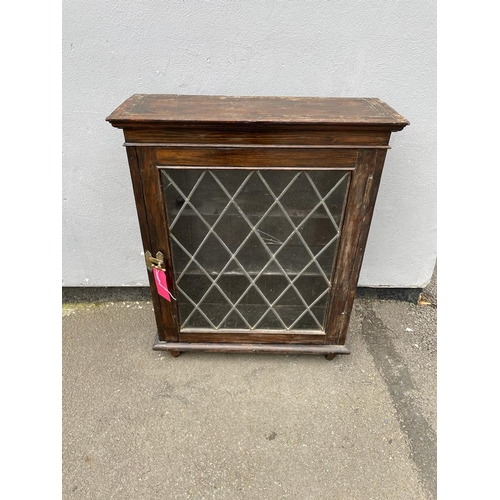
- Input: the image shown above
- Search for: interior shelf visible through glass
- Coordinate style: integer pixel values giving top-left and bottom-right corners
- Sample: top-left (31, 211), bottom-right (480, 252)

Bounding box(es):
top-left (161, 168), bottom-right (350, 332)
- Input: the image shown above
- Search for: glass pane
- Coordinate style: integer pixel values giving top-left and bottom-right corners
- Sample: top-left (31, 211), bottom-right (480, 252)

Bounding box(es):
top-left (161, 169), bottom-right (350, 332)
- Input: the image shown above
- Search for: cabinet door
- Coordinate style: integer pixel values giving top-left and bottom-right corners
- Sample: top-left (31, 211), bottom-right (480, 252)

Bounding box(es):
top-left (139, 146), bottom-right (359, 344)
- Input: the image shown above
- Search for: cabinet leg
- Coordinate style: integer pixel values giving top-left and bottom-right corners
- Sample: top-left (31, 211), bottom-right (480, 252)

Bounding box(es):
top-left (170, 350), bottom-right (181, 358)
top-left (325, 353), bottom-right (337, 361)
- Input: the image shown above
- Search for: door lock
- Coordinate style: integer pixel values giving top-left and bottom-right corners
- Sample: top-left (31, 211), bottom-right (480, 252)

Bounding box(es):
top-left (145, 251), bottom-right (165, 271)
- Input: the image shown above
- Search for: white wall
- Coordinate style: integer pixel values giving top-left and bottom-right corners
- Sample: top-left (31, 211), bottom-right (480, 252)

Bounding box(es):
top-left (62, 0), bottom-right (436, 287)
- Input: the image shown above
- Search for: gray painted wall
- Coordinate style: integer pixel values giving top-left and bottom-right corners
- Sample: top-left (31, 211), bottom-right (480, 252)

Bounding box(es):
top-left (63, 0), bottom-right (436, 287)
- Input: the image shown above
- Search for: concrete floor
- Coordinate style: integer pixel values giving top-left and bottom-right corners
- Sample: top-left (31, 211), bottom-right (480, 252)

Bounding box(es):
top-left (62, 271), bottom-right (436, 500)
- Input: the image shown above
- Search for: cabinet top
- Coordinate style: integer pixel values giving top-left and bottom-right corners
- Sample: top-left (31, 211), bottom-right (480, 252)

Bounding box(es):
top-left (106, 94), bottom-right (409, 130)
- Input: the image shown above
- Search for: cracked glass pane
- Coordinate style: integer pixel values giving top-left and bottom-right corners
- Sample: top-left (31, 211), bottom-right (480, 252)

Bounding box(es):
top-left (161, 169), bottom-right (350, 332)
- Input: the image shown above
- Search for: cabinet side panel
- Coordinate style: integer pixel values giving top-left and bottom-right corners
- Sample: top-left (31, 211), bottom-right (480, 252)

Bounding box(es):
top-left (325, 149), bottom-right (388, 344)
top-left (135, 147), bottom-right (180, 341)
top-left (125, 147), bottom-right (172, 341)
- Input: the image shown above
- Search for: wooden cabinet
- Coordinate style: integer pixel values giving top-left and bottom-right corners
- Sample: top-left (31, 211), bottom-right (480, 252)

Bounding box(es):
top-left (106, 95), bottom-right (408, 359)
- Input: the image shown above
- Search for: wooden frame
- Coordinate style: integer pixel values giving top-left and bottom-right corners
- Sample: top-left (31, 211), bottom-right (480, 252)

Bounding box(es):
top-left (107, 95), bottom-right (408, 359)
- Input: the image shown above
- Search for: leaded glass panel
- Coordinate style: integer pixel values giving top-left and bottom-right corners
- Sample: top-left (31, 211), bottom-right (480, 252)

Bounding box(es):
top-left (162, 169), bottom-right (350, 331)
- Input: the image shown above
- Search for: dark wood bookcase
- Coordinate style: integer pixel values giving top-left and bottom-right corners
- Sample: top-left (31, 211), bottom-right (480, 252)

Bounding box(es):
top-left (107, 95), bottom-right (408, 359)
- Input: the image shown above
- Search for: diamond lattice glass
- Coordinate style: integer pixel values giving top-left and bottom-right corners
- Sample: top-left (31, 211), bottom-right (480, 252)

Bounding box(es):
top-left (162, 169), bottom-right (350, 331)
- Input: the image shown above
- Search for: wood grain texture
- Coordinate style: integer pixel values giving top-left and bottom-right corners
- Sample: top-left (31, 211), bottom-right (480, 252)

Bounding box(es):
top-left (107, 94), bottom-right (409, 130)
top-left (127, 143), bottom-right (389, 150)
top-left (125, 146), bottom-right (168, 340)
top-left (179, 331), bottom-right (326, 345)
top-left (155, 147), bottom-right (357, 168)
top-left (153, 340), bottom-right (350, 356)
top-left (324, 149), bottom-right (388, 344)
top-left (136, 147), bottom-right (179, 341)
top-left (123, 125), bottom-right (392, 146)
